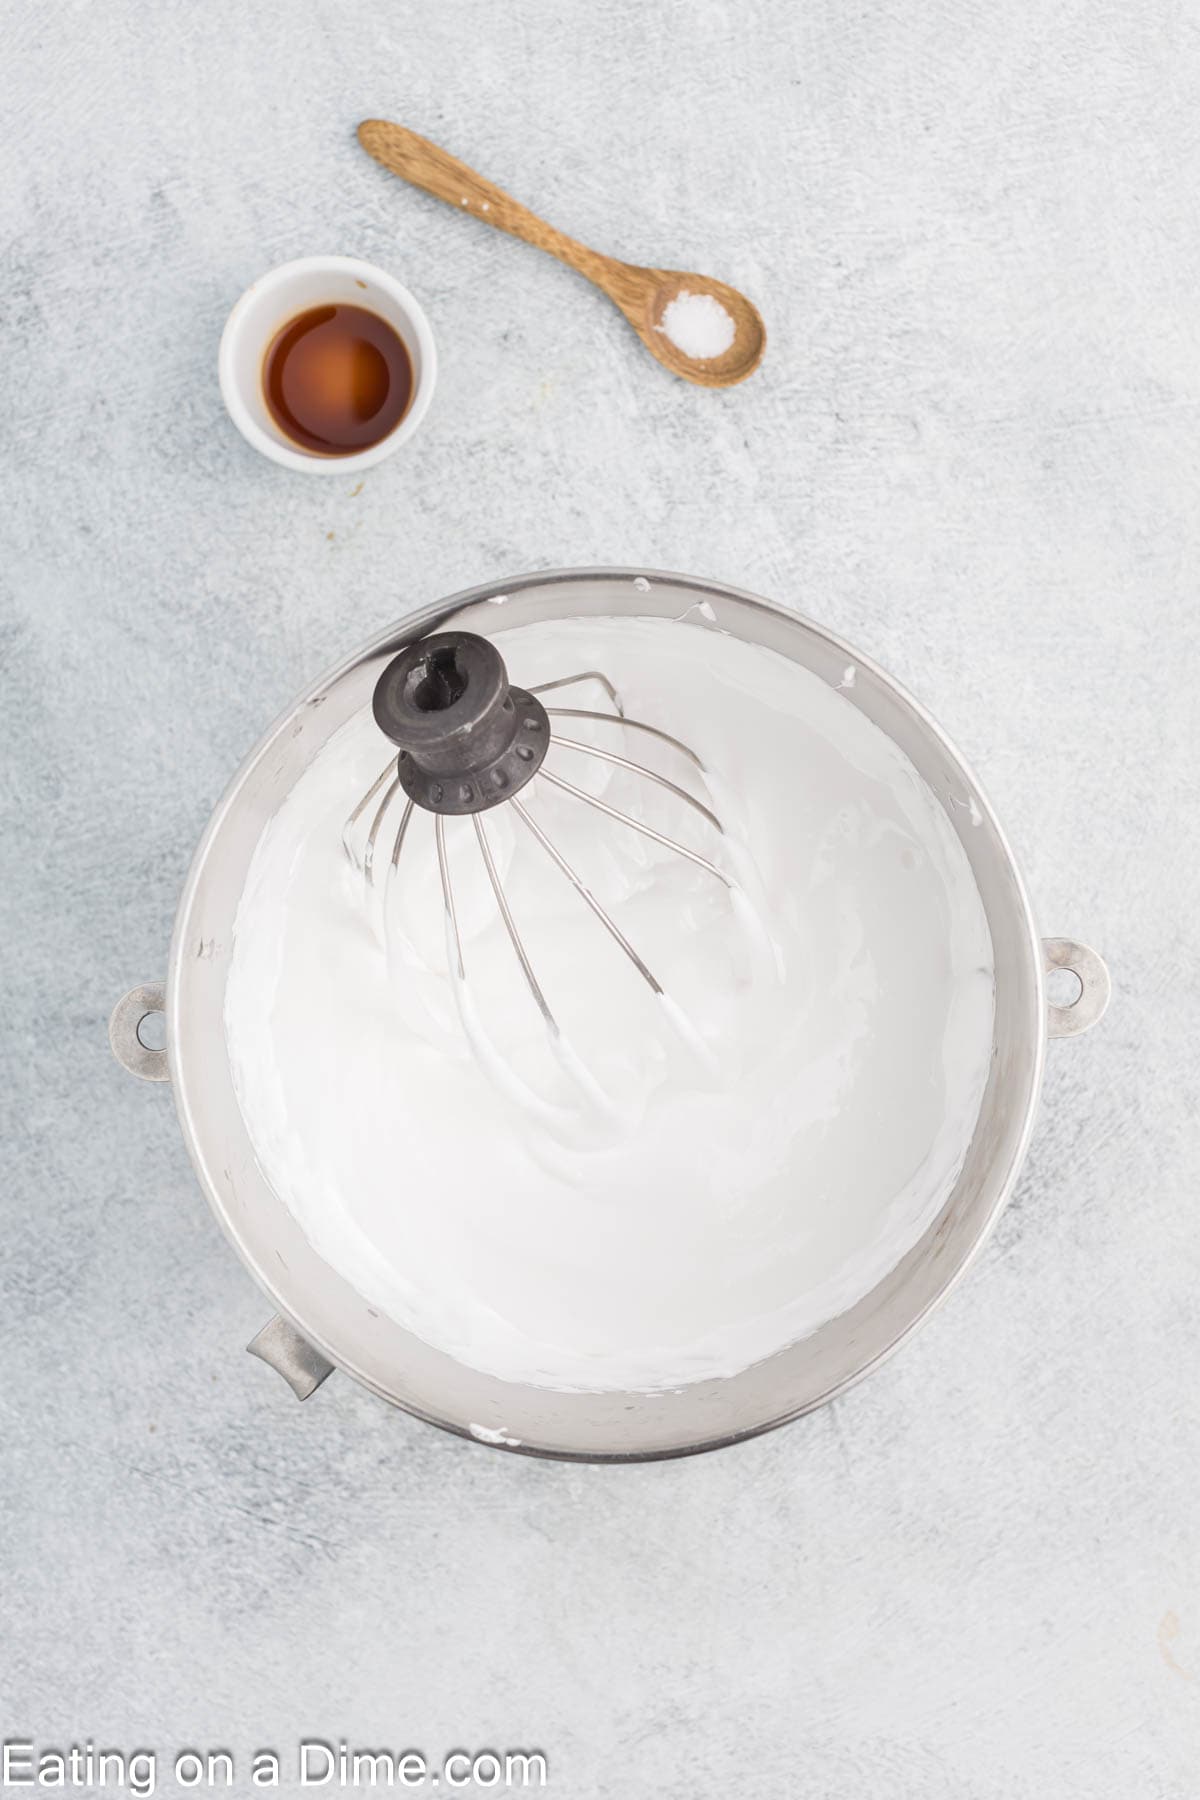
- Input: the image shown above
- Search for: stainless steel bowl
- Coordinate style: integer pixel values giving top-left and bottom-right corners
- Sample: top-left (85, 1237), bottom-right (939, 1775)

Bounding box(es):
top-left (110, 569), bottom-right (1110, 1461)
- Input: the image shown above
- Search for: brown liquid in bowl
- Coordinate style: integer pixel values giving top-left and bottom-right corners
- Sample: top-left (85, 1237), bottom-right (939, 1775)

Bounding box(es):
top-left (262, 304), bottom-right (414, 455)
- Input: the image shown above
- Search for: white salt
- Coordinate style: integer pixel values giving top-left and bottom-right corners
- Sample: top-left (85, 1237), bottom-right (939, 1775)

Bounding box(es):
top-left (657, 290), bottom-right (736, 360)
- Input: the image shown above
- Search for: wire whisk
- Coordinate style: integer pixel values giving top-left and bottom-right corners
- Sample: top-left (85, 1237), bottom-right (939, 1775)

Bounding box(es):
top-left (342, 631), bottom-right (736, 1120)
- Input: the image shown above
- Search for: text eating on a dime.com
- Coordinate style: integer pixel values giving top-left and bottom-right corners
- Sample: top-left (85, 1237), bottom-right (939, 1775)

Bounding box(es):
top-left (0, 1740), bottom-right (550, 1793)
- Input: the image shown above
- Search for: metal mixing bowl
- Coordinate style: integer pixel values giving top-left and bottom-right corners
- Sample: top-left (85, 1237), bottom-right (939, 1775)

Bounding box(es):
top-left (110, 570), bottom-right (1110, 1460)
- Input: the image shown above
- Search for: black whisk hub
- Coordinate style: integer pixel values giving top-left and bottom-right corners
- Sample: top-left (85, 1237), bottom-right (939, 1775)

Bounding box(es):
top-left (372, 631), bottom-right (549, 815)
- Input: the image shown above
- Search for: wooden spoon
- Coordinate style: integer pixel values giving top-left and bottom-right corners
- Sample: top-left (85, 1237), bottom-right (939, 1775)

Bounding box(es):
top-left (357, 120), bottom-right (765, 389)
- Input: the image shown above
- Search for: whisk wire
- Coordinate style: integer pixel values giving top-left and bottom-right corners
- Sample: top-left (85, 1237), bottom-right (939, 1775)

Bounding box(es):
top-left (548, 736), bottom-right (723, 833)
top-left (529, 671), bottom-right (624, 714)
top-left (510, 797), bottom-right (664, 995)
top-left (343, 759), bottom-right (396, 865)
top-left (434, 815), bottom-right (465, 981)
top-left (389, 798), bottom-right (416, 872)
top-left (472, 815), bottom-right (558, 1032)
top-left (364, 774), bottom-right (403, 887)
top-left (544, 707), bottom-right (705, 769)
top-left (536, 770), bottom-right (732, 888)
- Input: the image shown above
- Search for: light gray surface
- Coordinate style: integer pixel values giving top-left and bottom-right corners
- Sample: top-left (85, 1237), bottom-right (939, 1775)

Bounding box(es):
top-left (1, 1), bottom-right (1197, 1794)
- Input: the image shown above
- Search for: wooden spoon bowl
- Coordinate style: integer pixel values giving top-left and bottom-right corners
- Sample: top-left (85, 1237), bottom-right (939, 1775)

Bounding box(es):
top-left (358, 121), bottom-right (765, 389)
top-left (616, 268), bottom-right (765, 388)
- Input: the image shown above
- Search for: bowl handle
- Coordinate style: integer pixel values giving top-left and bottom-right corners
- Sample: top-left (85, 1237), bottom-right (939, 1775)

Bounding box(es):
top-left (1044, 939), bottom-right (1111, 1039)
top-left (247, 1315), bottom-right (335, 1400)
top-left (109, 983), bottom-right (169, 1081)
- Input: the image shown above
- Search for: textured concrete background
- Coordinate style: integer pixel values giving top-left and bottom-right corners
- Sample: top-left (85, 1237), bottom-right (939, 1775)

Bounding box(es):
top-left (2, 0), bottom-right (1198, 1793)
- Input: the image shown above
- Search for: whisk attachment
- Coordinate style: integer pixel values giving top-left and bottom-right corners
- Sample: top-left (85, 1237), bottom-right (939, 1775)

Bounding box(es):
top-left (346, 629), bottom-right (741, 1125)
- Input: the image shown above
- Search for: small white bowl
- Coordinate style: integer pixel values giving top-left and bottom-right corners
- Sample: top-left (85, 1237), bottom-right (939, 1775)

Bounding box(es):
top-left (218, 255), bottom-right (437, 475)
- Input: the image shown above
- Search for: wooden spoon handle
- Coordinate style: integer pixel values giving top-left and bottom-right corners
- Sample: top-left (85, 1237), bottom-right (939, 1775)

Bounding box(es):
top-left (358, 120), bottom-right (618, 291)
